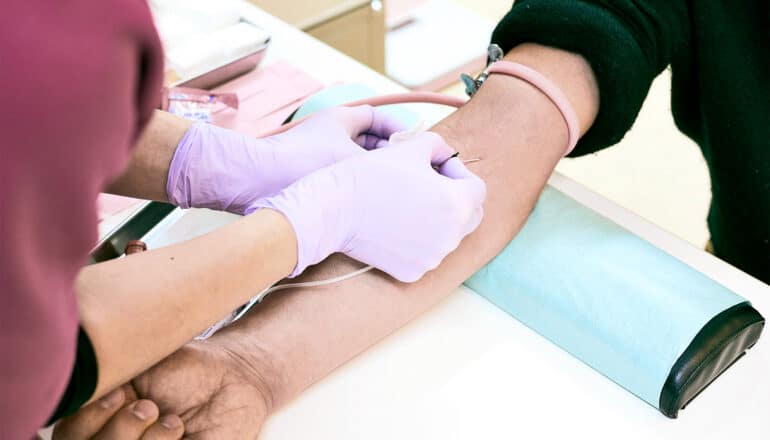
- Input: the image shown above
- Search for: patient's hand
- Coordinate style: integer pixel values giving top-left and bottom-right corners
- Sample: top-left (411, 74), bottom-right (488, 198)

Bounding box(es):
top-left (54, 256), bottom-right (376, 440)
top-left (54, 340), bottom-right (272, 439)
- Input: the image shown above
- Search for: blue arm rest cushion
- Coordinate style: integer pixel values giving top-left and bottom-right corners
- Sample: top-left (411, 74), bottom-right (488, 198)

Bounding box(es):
top-left (464, 186), bottom-right (744, 407)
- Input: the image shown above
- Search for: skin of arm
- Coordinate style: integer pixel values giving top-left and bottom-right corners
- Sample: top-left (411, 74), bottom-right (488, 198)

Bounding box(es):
top-left (77, 208), bottom-right (297, 401)
top-left (212, 43), bottom-right (600, 408)
top-left (105, 110), bottom-right (191, 201)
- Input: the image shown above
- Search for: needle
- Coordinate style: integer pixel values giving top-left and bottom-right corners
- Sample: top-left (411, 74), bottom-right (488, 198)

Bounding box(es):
top-left (435, 153), bottom-right (482, 170)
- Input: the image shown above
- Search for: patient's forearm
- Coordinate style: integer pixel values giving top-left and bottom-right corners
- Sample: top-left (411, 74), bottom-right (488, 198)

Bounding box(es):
top-left (212, 44), bottom-right (599, 409)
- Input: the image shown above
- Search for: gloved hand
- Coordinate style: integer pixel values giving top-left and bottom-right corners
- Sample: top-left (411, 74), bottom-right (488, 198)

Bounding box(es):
top-left (166, 106), bottom-right (405, 214)
top-left (248, 132), bottom-right (487, 282)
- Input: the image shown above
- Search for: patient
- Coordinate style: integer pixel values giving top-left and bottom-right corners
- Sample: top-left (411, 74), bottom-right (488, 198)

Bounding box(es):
top-left (53, 43), bottom-right (598, 439)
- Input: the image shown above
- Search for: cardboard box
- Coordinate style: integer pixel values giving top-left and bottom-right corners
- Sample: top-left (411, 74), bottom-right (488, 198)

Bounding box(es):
top-left (249, 0), bottom-right (385, 73)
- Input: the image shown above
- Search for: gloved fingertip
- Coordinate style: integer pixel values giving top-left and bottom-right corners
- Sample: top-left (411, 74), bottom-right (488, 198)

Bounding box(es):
top-left (375, 113), bottom-right (409, 138)
top-left (471, 177), bottom-right (488, 205)
top-left (437, 157), bottom-right (471, 179)
top-left (426, 139), bottom-right (456, 166)
top-left (374, 138), bottom-right (391, 150)
top-left (441, 161), bottom-right (486, 205)
top-left (346, 104), bottom-right (406, 141)
top-left (354, 134), bottom-right (378, 150)
top-left (466, 206), bottom-right (484, 235)
top-left (340, 105), bottom-right (379, 138)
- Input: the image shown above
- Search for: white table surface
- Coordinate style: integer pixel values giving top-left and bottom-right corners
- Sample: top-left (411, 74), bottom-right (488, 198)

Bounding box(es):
top-left (140, 2), bottom-right (770, 438)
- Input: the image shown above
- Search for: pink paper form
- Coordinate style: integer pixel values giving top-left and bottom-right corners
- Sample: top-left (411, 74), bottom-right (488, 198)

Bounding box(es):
top-left (212, 60), bottom-right (324, 137)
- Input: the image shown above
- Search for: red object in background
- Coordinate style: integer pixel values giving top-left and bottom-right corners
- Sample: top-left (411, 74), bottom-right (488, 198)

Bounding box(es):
top-left (124, 240), bottom-right (148, 255)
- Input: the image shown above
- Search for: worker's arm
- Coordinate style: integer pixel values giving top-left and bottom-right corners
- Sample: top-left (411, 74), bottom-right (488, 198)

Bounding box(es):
top-left (76, 208), bottom-right (297, 400)
top-left (105, 111), bottom-right (191, 201)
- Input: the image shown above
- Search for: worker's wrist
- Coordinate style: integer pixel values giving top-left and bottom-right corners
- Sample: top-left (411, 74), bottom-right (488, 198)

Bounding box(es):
top-left (242, 207), bottom-right (299, 280)
top-left (245, 198), bottom-right (320, 279)
top-left (165, 123), bottom-right (199, 209)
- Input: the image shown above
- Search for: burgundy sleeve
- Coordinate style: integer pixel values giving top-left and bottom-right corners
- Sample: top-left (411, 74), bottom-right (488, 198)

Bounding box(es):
top-left (0, 1), bottom-right (163, 437)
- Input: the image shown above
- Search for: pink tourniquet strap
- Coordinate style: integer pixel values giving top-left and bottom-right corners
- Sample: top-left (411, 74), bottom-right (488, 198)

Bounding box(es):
top-left (487, 61), bottom-right (580, 155)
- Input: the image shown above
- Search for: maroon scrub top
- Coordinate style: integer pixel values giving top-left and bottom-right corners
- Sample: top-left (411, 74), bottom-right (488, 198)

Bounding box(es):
top-left (0, 1), bottom-right (163, 437)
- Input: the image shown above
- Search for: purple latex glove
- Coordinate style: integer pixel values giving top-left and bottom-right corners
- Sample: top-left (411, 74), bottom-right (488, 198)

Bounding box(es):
top-left (166, 106), bottom-right (405, 214)
top-left (248, 132), bottom-right (487, 282)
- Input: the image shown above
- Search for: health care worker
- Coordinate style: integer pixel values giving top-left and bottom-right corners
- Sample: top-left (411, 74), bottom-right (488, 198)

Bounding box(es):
top-left (0, 2), bottom-right (486, 438)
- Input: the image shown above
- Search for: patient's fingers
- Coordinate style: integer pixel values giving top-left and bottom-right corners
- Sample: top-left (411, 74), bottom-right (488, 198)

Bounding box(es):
top-left (140, 415), bottom-right (184, 440)
top-left (53, 389), bottom-right (183, 440)
top-left (53, 386), bottom-right (128, 440)
top-left (91, 400), bottom-right (159, 440)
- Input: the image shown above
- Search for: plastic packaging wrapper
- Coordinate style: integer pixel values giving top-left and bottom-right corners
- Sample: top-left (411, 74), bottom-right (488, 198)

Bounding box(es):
top-left (161, 87), bottom-right (239, 123)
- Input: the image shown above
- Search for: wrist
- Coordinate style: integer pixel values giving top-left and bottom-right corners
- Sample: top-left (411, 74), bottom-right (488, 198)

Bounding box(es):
top-left (207, 336), bottom-right (283, 413)
top-left (165, 123), bottom-right (200, 209)
top-left (245, 199), bottom-right (319, 278)
top-left (247, 173), bottom-right (353, 278)
top-left (207, 253), bottom-right (378, 408)
top-left (106, 111), bottom-right (191, 201)
top-left (242, 207), bottom-right (298, 279)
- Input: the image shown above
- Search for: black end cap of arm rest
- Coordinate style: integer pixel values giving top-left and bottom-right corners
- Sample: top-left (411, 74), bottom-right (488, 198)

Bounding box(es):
top-left (659, 302), bottom-right (765, 418)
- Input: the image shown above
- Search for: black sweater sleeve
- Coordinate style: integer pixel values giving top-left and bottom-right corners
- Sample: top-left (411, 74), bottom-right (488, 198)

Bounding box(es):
top-left (491, 0), bottom-right (690, 155)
